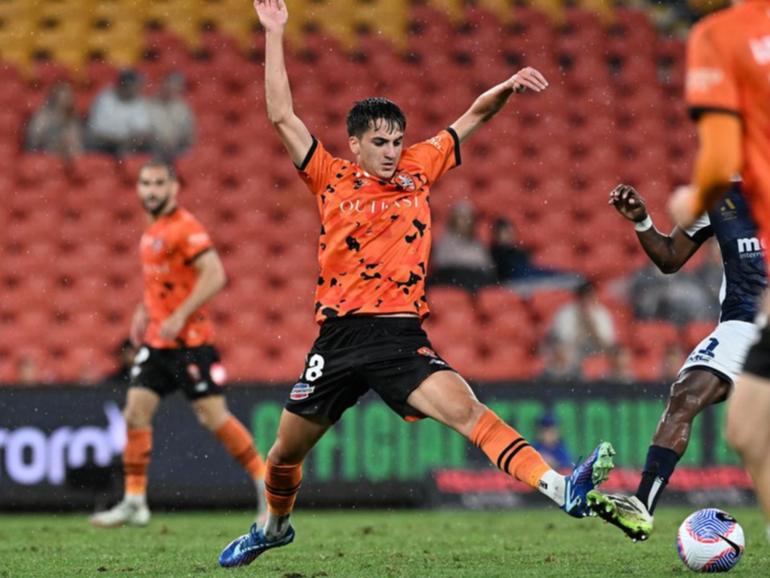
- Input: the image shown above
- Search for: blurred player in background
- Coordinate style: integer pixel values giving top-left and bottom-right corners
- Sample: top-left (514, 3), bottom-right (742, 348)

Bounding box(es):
top-left (588, 182), bottom-right (765, 540)
top-left (90, 160), bottom-right (266, 528)
top-left (667, 0), bottom-right (770, 541)
top-left (218, 0), bottom-right (616, 567)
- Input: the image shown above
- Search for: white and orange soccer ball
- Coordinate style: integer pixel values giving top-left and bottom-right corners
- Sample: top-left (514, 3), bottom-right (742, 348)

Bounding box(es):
top-left (676, 508), bottom-right (745, 573)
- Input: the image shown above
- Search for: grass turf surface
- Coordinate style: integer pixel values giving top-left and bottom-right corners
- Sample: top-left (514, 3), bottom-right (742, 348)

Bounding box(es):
top-left (1, 508), bottom-right (767, 577)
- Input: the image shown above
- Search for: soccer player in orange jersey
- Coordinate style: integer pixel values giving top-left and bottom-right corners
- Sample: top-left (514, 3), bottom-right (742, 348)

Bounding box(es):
top-left (667, 0), bottom-right (770, 542)
top-left (90, 160), bottom-right (267, 528)
top-left (218, 1), bottom-right (616, 567)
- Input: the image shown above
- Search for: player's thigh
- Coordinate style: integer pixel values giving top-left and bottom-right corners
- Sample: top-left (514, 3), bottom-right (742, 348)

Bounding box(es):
top-left (124, 386), bottom-right (161, 428)
top-left (667, 369), bottom-right (730, 411)
top-left (269, 410), bottom-right (332, 465)
top-left (190, 394), bottom-right (229, 431)
top-left (726, 373), bottom-right (770, 452)
top-left (406, 370), bottom-right (485, 437)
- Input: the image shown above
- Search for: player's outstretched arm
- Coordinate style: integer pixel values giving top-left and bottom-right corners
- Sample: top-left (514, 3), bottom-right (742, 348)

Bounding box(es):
top-left (449, 67), bottom-right (548, 143)
top-left (610, 184), bottom-right (700, 274)
top-left (158, 251), bottom-right (227, 341)
top-left (255, 0), bottom-right (313, 166)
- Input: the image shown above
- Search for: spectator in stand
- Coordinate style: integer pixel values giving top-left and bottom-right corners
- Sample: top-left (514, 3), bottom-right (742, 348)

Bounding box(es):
top-left (532, 413), bottom-right (572, 469)
top-left (490, 217), bottom-right (583, 291)
top-left (431, 201), bottom-right (495, 292)
top-left (546, 281), bottom-right (616, 377)
top-left (606, 345), bottom-right (636, 384)
top-left (627, 263), bottom-right (717, 326)
top-left (148, 72), bottom-right (195, 162)
top-left (87, 69), bottom-right (152, 156)
top-left (25, 82), bottom-right (83, 161)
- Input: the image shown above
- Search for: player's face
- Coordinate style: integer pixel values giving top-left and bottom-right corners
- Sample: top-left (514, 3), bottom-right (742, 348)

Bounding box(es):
top-left (349, 120), bottom-right (404, 179)
top-left (137, 166), bottom-right (178, 217)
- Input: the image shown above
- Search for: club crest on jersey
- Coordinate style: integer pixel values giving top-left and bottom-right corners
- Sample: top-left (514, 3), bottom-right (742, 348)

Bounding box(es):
top-left (290, 382), bottom-right (315, 401)
top-left (393, 172), bottom-right (417, 192)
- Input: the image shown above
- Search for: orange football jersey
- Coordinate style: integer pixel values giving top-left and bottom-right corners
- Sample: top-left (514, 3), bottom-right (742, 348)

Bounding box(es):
top-left (140, 208), bottom-right (215, 348)
top-left (686, 0), bottom-right (770, 257)
top-left (298, 128), bottom-right (461, 323)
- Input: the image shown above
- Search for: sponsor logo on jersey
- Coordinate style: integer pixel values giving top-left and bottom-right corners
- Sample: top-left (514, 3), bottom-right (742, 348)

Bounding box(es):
top-left (737, 237), bottom-right (765, 258)
top-left (339, 195), bottom-right (421, 215)
top-left (750, 35), bottom-right (770, 65)
top-left (290, 382), bottom-right (315, 401)
top-left (417, 346), bottom-right (438, 358)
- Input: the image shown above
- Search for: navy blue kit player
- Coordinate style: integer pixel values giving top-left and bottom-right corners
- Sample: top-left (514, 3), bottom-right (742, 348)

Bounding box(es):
top-left (587, 182), bottom-right (766, 541)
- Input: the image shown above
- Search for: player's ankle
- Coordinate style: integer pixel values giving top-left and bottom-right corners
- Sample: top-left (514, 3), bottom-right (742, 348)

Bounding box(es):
top-left (537, 469), bottom-right (565, 507)
top-left (125, 493), bottom-right (147, 506)
top-left (264, 512), bottom-right (291, 541)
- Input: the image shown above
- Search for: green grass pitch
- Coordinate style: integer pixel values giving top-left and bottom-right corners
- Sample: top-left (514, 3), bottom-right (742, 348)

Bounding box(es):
top-left (1, 508), bottom-right (767, 577)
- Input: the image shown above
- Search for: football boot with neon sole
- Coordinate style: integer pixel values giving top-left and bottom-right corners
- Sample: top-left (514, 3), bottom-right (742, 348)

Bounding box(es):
top-left (587, 491), bottom-right (653, 541)
top-left (562, 441), bottom-right (615, 518)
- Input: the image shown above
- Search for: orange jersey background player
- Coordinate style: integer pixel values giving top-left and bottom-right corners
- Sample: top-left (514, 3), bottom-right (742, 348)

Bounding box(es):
top-left (91, 160), bottom-right (267, 530)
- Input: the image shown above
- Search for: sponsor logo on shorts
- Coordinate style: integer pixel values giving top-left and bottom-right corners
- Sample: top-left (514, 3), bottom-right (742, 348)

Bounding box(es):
top-left (187, 363), bottom-right (202, 381)
top-left (290, 382), bottom-right (315, 401)
top-left (210, 363), bottom-right (227, 386)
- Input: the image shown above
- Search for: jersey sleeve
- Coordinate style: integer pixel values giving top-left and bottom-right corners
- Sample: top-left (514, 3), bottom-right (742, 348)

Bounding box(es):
top-left (685, 21), bottom-right (740, 118)
top-left (297, 137), bottom-right (346, 196)
top-left (177, 216), bottom-right (214, 263)
top-left (404, 128), bottom-right (461, 185)
top-left (682, 213), bottom-right (714, 244)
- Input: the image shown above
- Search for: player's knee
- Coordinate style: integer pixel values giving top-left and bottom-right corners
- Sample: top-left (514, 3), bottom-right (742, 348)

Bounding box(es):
top-left (124, 407), bottom-right (151, 429)
top-left (267, 440), bottom-right (305, 466)
top-left (666, 379), bottom-right (705, 420)
top-left (449, 400), bottom-right (486, 437)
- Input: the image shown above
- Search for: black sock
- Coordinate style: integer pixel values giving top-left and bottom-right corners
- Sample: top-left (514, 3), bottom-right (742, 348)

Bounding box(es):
top-left (635, 445), bottom-right (680, 515)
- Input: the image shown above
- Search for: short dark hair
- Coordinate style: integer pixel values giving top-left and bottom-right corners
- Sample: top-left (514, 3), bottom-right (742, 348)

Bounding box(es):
top-left (138, 159), bottom-right (177, 182)
top-left (346, 97), bottom-right (406, 138)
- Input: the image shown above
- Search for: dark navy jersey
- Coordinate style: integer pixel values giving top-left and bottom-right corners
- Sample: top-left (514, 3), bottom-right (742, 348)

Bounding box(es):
top-left (683, 184), bottom-right (767, 323)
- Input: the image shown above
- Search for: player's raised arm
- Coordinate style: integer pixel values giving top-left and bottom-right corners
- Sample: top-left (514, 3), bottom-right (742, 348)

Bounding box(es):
top-left (449, 67), bottom-right (548, 143)
top-left (610, 184), bottom-right (704, 274)
top-left (158, 250), bottom-right (227, 341)
top-left (255, 0), bottom-right (313, 166)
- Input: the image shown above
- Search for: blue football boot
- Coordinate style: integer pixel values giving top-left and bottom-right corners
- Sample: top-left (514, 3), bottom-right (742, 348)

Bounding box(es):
top-left (219, 523), bottom-right (295, 568)
top-left (562, 441), bottom-right (615, 518)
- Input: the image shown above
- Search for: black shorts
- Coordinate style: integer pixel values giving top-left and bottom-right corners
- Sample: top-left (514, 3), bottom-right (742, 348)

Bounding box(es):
top-left (743, 325), bottom-right (770, 379)
top-left (130, 344), bottom-right (226, 400)
top-left (285, 316), bottom-right (455, 423)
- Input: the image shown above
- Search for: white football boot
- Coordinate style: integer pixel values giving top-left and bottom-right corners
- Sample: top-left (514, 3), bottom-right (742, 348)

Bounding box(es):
top-left (90, 496), bottom-right (151, 528)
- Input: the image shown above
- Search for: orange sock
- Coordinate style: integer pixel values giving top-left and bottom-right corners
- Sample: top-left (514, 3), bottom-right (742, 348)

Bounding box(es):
top-left (214, 415), bottom-right (266, 480)
top-left (470, 409), bottom-right (550, 489)
top-left (265, 460), bottom-right (303, 516)
top-left (124, 428), bottom-right (152, 496)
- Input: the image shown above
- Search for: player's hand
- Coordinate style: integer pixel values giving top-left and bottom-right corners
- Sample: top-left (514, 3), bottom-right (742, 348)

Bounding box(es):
top-left (159, 312), bottom-right (186, 341)
top-left (669, 185), bottom-right (700, 228)
top-left (507, 67), bottom-right (548, 94)
top-left (609, 184), bottom-right (648, 223)
top-left (254, 0), bottom-right (288, 31)
top-left (129, 305), bottom-right (149, 347)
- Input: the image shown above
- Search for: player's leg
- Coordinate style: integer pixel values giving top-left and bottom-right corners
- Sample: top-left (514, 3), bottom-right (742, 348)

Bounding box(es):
top-left (90, 387), bottom-right (160, 527)
top-left (589, 369), bottom-right (728, 540)
top-left (405, 370), bottom-right (614, 517)
top-left (589, 321), bottom-right (755, 540)
top-left (191, 394), bottom-right (268, 521)
top-left (727, 324), bottom-right (770, 542)
top-left (218, 410), bottom-right (331, 567)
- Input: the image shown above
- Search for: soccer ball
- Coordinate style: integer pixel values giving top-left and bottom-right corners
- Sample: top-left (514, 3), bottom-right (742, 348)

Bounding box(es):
top-left (676, 508), bottom-right (745, 572)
